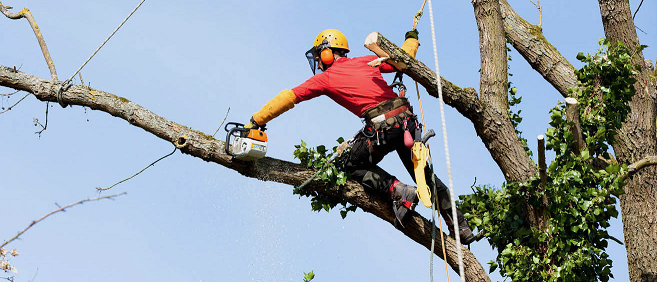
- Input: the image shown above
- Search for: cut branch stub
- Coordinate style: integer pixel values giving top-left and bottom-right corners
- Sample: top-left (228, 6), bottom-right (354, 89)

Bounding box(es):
top-left (364, 32), bottom-right (407, 71)
top-left (537, 134), bottom-right (547, 188)
top-left (565, 97), bottom-right (586, 155)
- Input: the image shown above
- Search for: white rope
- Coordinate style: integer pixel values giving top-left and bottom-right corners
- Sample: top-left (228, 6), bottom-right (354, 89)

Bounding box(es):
top-left (426, 0), bottom-right (466, 281)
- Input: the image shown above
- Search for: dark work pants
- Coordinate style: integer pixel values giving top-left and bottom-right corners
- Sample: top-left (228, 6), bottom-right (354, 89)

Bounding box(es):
top-left (345, 116), bottom-right (454, 211)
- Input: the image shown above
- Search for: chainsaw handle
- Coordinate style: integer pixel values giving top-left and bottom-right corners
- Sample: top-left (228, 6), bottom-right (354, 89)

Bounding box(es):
top-left (421, 129), bottom-right (436, 144)
top-left (224, 122), bottom-right (244, 132)
top-left (224, 122), bottom-right (249, 156)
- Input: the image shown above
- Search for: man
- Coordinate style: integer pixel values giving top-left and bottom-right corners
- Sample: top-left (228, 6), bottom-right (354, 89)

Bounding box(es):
top-left (246, 29), bottom-right (474, 243)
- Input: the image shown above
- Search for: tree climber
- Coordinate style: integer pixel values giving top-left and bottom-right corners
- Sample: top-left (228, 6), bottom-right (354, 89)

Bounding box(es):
top-left (245, 29), bottom-right (475, 243)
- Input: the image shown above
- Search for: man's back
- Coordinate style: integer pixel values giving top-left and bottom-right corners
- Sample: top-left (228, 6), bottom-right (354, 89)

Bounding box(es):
top-left (292, 55), bottom-right (398, 117)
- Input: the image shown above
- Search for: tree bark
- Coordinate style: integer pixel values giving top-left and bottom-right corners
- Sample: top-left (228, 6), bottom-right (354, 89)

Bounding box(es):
top-left (473, 0), bottom-right (509, 111)
top-left (473, 0), bottom-right (550, 252)
top-left (0, 65), bottom-right (491, 282)
top-left (598, 1), bottom-right (657, 281)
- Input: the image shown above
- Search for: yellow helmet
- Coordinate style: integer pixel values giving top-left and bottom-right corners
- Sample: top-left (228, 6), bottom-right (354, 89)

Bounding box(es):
top-left (312, 29), bottom-right (349, 51)
top-left (305, 29), bottom-right (350, 74)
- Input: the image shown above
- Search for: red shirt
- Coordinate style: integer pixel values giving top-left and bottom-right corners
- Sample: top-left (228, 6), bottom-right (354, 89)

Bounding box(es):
top-left (291, 55), bottom-right (398, 117)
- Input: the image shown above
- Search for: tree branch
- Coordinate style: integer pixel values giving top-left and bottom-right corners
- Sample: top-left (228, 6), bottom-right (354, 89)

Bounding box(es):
top-left (498, 0), bottom-right (577, 97)
top-left (625, 155), bottom-right (657, 179)
top-left (0, 2), bottom-right (57, 81)
top-left (1, 192), bottom-right (127, 249)
top-left (473, 0), bottom-right (509, 111)
top-left (0, 64), bottom-right (490, 281)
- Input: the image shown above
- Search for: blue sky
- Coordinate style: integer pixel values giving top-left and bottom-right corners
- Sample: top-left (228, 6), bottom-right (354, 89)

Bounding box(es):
top-left (1, 0), bottom-right (655, 281)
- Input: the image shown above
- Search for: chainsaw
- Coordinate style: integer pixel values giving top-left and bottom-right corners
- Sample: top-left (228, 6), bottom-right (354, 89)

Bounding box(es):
top-left (224, 122), bottom-right (268, 160)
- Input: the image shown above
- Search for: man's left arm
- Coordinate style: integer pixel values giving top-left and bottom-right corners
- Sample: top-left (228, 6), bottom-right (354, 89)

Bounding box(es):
top-left (379, 30), bottom-right (420, 73)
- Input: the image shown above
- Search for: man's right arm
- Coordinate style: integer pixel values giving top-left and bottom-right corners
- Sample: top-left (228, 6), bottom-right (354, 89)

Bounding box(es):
top-left (248, 73), bottom-right (328, 128)
top-left (250, 89), bottom-right (297, 127)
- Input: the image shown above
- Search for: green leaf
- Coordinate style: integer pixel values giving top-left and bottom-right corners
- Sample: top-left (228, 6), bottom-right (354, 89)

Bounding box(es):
top-left (576, 52), bottom-right (586, 61)
top-left (304, 271), bottom-right (315, 282)
top-left (487, 261), bottom-right (498, 273)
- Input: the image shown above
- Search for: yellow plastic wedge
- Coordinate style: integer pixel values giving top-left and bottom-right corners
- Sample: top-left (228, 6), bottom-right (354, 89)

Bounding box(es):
top-left (411, 142), bottom-right (432, 207)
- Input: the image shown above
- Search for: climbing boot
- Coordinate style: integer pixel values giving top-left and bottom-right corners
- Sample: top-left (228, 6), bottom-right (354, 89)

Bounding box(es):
top-left (389, 180), bottom-right (419, 228)
top-left (441, 208), bottom-right (476, 245)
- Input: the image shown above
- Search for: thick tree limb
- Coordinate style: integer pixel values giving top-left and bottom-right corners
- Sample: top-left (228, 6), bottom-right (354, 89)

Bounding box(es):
top-left (473, 0), bottom-right (551, 250)
top-left (364, 32), bottom-right (536, 182)
top-left (498, 0), bottom-right (577, 97)
top-left (0, 65), bottom-right (490, 281)
top-left (473, 0), bottom-right (509, 111)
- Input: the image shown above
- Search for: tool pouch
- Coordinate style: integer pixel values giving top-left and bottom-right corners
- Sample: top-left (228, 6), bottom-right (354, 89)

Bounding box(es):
top-left (362, 97), bottom-right (414, 131)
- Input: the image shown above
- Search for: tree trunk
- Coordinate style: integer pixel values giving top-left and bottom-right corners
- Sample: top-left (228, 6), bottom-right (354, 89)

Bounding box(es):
top-left (0, 65), bottom-right (491, 282)
top-left (598, 1), bottom-right (657, 281)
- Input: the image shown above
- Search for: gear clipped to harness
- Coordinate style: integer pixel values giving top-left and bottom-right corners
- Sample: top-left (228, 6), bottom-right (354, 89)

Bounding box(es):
top-left (225, 122), bottom-right (268, 160)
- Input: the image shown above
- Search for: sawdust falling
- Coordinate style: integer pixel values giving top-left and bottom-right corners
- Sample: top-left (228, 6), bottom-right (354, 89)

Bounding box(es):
top-left (245, 181), bottom-right (291, 281)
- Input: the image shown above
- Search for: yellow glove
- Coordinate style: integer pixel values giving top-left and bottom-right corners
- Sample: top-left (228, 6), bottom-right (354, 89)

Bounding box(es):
top-left (401, 30), bottom-right (420, 58)
top-left (252, 89), bottom-right (297, 126)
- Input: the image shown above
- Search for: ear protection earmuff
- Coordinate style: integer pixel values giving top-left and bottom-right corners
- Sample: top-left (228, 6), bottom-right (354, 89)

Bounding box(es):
top-left (320, 48), bottom-right (334, 65)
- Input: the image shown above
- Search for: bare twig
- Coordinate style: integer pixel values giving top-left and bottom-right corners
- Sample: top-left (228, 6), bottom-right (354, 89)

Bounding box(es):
top-left (625, 155), bottom-right (657, 179)
top-left (96, 147), bottom-right (177, 191)
top-left (0, 90), bottom-right (19, 97)
top-left (28, 268), bottom-right (38, 282)
top-left (34, 102), bottom-right (49, 136)
top-left (0, 192), bottom-right (127, 249)
top-left (469, 177), bottom-right (477, 193)
top-left (212, 107), bottom-right (230, 137)
top-left (78, 72), bottom-right (85, 89)
top-left (0, 2), bottom-right (57, 80)
top-left (632, 0), bottom-right (644, 20)
top-left (530, 0), bottom-right (542, 28)
top-left (0, 92), bottom-right (29, 114)
top-left (608, 235), bottom-right (624, 245)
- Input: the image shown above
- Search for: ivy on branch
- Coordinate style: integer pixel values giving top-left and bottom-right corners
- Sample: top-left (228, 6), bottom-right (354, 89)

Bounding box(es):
top-left (459, 38), bottom-right (643, 282)
top-left (293, 137), bottom-right (357, 219)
